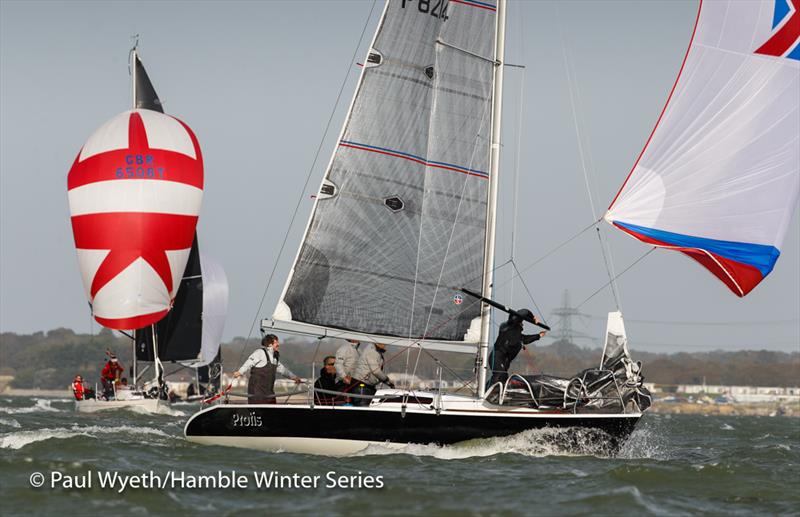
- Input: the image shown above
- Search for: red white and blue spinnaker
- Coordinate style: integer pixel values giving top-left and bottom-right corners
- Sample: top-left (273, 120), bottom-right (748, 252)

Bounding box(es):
top-left (606, 0), bottom-right (799, 296)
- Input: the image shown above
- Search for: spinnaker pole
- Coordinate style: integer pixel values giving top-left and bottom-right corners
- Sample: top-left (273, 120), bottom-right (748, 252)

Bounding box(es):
top-left (477, 0), bottom-right (507, 399)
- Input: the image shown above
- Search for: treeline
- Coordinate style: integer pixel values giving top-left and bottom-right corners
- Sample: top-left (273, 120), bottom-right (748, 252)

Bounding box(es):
top-left (1, 329), bottom-right (798, 389)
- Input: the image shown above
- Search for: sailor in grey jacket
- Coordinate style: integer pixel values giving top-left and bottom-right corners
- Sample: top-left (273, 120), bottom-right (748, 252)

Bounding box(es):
top-left (353, 343), bottom-right (394, 388)
top-left (334, 339), bottom-right (360, 384)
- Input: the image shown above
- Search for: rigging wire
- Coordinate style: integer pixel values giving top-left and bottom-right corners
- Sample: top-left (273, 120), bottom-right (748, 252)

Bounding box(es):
top-left (508, 218), bottom-right (599, 278)
top-left (510, 259), bottom-right (547, 327)
top-left (557, 5), bottom-right (621, 311)
top-left (508, 0), bottom-right (527, 309)
top-left (575, 247), bottom-right (656, 310)
top-left (239, 0), bottom-right (379, 365)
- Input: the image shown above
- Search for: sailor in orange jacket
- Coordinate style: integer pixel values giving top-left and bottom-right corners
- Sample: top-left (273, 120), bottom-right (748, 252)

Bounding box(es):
top-left (72, 375), bottom-right (95, 401)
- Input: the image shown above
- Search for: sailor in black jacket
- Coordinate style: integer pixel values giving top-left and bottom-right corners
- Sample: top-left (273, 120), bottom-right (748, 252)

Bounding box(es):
top-left (488, 309), bottom-right (547, 388)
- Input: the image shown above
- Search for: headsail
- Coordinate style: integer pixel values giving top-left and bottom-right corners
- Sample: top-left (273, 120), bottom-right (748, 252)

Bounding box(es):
top-left (136, 246), bottom-right (229, 365)
top-left (605, 0), bottom-right (799, 296)
top-left (197, 253), bottom-right (229, 365)
top-left (136, 236), bottom-right (202, 362)
top-left (272, 0), bottom-right (498, 347)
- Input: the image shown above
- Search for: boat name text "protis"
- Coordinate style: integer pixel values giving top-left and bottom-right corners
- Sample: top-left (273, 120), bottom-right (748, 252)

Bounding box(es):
top-left (401, 0), bottom-right (450, 21)
top-left (115, 154), bottom-right (166, 179)
top-left (231, 411), bottom-right (262, 427)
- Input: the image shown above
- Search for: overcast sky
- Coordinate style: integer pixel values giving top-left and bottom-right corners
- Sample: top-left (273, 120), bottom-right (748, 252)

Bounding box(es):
top-left (1, 0), bottom-right (798, 353)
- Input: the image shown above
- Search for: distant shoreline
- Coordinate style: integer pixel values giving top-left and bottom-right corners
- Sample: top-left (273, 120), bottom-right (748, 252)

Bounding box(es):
top-left (3, 389), bottom-right (798, 418)
top-left (650, 401), bottom-right (799, 417)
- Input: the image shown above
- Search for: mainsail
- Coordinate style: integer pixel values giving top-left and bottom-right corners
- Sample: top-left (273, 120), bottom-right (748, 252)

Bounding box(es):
top-left (272, 0), bottom-right (499, 348)
top-left (606, 0), bottom-right (800, 296)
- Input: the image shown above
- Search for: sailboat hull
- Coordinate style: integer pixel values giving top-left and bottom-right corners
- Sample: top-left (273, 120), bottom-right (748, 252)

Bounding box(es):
top-left (75, 397), bottom-right (164, 414)
top-left (184, 402), bottom-right (641, 456)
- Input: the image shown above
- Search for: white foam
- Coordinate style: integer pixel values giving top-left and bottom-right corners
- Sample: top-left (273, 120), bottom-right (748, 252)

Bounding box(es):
top-left (0, 425), bottom-right (173, 450)
top-left (354, 427), bottom-right (623, 460)
top-left (0, 429), bottom-right (90, 450)
top-left (720, 423), bottom-right (735, 430)
top-left (68, 425), bottom-right (172, 438)
top-left (0, 417), bottom-right (21, 428)
top-left (129, 404), bottom-right (186, 417)
top-left (0, 399), bottom-right (62, 414)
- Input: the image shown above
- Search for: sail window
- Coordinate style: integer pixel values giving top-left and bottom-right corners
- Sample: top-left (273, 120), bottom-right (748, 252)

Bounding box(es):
top-left (384, 196), bottom-right (404, 212)
top-left (424, 66), bottom-right (434, 80)
top-left (365, 50), bottom-right (383, 68)
top-left (318, 180), bottom-right (337, 200)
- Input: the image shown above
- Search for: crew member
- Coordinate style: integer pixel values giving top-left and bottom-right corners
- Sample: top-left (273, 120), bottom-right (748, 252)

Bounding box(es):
top-left (334, 339), bottom-right (360, 388)
top-left (71, 375), bottom-right (95, 401)
top-left (313, 355), bottom-right (340, 405)
top-left (233, 334), bottom-right (302, 404)
top-left (101, 352), bottom-right (125, 399)
top-left (352, 343), bottom-right (395, 406)
top-left (488, 309), bottom-right (547, 388)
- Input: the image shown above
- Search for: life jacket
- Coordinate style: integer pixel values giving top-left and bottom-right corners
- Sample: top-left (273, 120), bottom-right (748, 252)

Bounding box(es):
top-left (248, 347), bottom-right (278, 404)
top-left (72, 380), bottom-right (85, 400)
top-left (102, 361), bottom-right (123, 381)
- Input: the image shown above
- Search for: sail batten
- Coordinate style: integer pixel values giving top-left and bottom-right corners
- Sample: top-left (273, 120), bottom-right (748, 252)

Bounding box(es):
top-left (607, 0), bottom-right (799, 296)
top-left (274, 0), bottom-right (498, 341)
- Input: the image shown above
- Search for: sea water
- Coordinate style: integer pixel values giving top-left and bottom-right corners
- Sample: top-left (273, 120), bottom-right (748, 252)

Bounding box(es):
top-left (0, 396), bottom-right (798, 515)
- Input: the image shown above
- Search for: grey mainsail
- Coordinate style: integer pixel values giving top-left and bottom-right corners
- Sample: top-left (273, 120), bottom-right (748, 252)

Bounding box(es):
top-left (274, 0), bottom-right (498, 345)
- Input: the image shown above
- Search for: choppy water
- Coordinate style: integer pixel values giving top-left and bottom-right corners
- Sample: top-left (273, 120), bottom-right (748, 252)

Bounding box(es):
top-left (1, 396), bottom-right (798, 516)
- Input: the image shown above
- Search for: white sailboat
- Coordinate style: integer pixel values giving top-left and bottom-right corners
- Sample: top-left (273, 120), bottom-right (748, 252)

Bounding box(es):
top-left (185, 0), bottom-right (649, 454)
top-left (185, 0), bottom-right (798, 454)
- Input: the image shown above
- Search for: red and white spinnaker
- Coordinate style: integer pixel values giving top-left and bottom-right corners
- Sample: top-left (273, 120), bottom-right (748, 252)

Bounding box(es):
top-left (68, 109), bottom-right (204, 330)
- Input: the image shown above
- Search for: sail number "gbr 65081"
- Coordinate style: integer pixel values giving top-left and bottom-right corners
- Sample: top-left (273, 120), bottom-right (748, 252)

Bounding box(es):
top-left (401, 0), bottom-right (449, 21)
top-left (115, 154), bottom-right (165, 179)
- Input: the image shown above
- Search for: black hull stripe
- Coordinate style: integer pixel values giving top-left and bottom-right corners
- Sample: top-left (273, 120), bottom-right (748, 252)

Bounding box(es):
top-left (185, 405), bottom-right (640, 446)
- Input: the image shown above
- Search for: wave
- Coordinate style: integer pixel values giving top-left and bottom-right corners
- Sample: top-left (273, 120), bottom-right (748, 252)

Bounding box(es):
top-left (0, 429), bottom-right (90, 450)
top-left (0, 399), bottom-right (62, 414)
top-left (355, 427), bottom-right (632, 460)
top-left (129, 404), bottom-right (186, 417)
top-left (0, 417), bottom-right (21, 428)
top-left (0, 425), bottom-right (173, 450)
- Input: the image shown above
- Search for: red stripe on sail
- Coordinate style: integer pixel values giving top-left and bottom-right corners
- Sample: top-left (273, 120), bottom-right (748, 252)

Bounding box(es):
top-left (613, 222), bottom-right (765, 297)
top-left (71, 212), bottom-right (198, 297)
top-left (96, 310), bottom-right (170, 331)
top-left (755, 3), bottom-right (800, 57)
top-left (67, 112), bottom-right (203, 191)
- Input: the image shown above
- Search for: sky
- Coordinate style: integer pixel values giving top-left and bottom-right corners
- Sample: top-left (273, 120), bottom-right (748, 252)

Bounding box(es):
top-left (1, 0), bottom-right (798, 354)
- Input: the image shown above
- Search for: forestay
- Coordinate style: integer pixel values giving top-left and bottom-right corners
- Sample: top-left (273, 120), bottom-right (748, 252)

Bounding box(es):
top-left (273, 0), bottom-right (498, 346)
top-left (605, 0), bottom-right (799, 296)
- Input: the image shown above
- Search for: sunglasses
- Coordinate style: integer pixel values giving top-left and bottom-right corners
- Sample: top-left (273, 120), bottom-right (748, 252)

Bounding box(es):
top-left (324, 363), bottom-right (335, 367)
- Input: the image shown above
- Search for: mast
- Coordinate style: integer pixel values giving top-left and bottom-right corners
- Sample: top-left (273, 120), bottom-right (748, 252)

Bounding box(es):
top-left (131, 46), bottom-right (138, 111)
top-left (130, 44), bottom-right (139, 389)
top-left (477, 0), bottom-right (507, 399)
